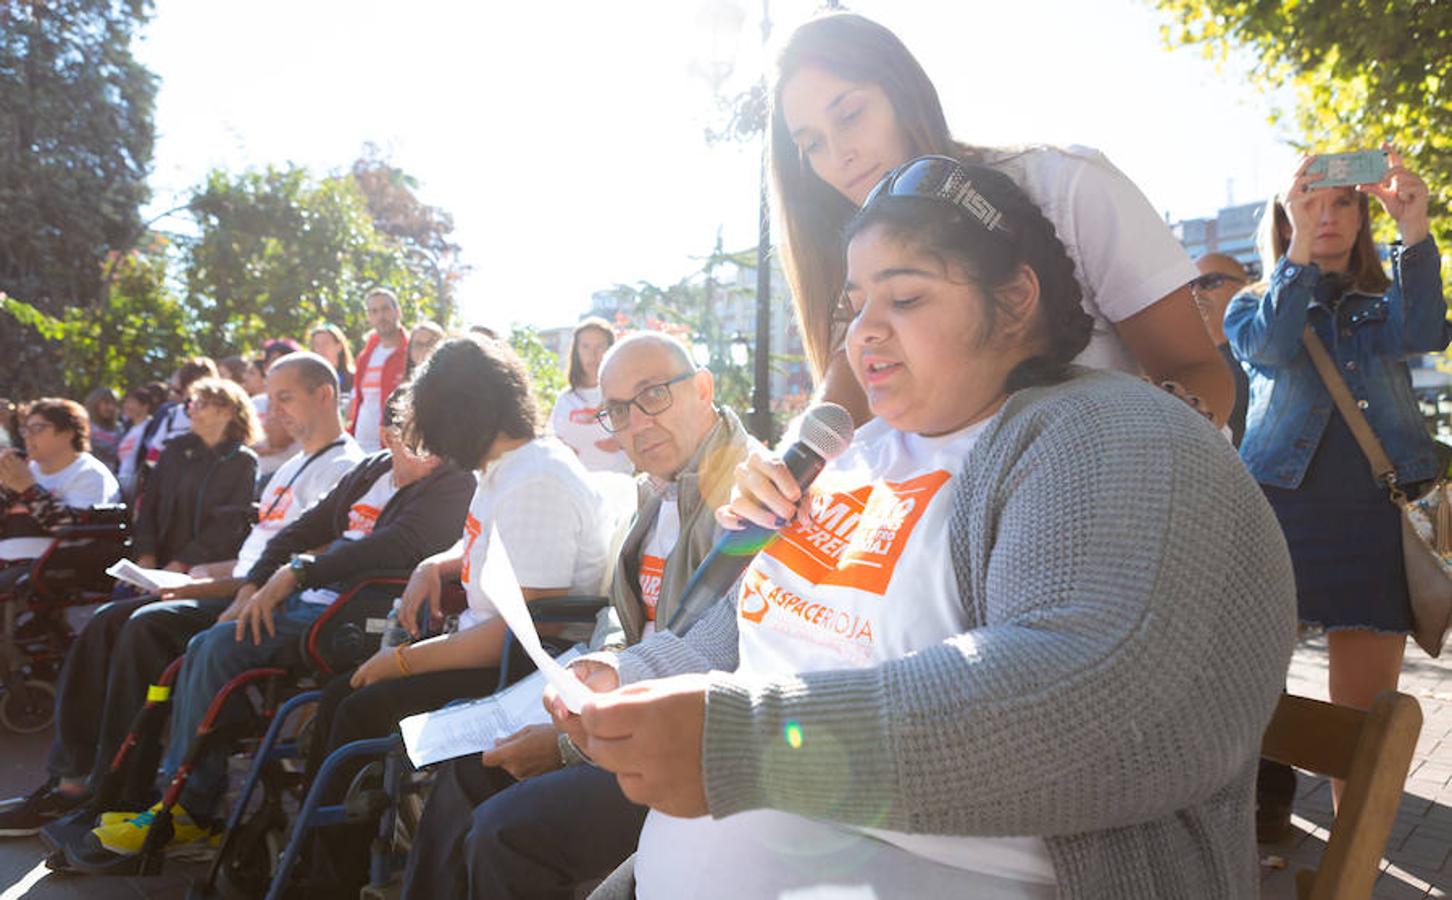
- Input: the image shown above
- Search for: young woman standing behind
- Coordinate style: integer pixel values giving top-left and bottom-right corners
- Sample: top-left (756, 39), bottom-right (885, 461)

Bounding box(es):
top-left (550, 317), bottom-right (634, 474)
top-left (768, 13), bottom-right (1231, 426)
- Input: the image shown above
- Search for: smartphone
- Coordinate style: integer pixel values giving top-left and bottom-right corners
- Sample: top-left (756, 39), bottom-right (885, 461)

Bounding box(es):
top-left (1306, 150), bottom-right (1389, 188)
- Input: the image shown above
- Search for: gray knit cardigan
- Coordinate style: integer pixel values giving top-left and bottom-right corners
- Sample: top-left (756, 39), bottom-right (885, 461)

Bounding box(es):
top-left (604, 367), bottom-right (1297, 899)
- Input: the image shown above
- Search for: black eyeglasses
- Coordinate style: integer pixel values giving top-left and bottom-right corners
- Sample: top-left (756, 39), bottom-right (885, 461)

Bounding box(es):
top-left (1189, 273), bottom-right (1247, 293)
top-left (594, 371), bottom-right (696, 433)
top-left (863, 155), bottom-right (1014, 237)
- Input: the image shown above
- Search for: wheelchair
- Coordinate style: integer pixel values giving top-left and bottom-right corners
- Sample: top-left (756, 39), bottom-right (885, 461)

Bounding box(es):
top-left (48, 568), bottom-right (415, 879)
top-left (192, 590), bottom-right (608, 900)
top-left (0, 504), bottom-right (130, 733)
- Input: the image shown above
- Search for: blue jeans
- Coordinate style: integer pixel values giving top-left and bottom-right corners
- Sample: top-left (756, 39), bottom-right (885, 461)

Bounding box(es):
top-left (161, 590), bottom-right (327, 818)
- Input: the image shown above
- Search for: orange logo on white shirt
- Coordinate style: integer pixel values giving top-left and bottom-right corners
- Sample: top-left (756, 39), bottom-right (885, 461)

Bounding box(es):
top-left (568, 406), bottom-right (600, 426)
top-left (360, 361), bottom-right (384, 394)
top-left (764, 470), bottom-right (950, 595)
top-left (459, 512), bottom-right (483, 585)
top-left (258, 487), bottom-right (293, 526)
top-left (638, 554), bottom-right (665, 620)
top-left (346, 503), bottom-right (382, 536)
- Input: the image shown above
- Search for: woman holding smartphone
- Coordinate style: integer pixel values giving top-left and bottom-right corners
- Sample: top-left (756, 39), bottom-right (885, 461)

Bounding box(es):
top-left (1225, 148), bottom-right (1444, 792)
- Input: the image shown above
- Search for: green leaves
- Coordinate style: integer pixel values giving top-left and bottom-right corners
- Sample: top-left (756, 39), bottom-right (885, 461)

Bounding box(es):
top-left (1154, 0), bottom-right (1451, 272)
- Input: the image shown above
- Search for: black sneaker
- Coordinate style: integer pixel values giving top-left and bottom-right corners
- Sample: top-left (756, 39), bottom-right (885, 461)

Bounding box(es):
top-left (0, 780), bottom-right (88, 838)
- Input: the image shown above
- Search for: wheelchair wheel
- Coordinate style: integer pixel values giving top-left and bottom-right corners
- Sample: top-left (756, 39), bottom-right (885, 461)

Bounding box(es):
top-left (0, 679), bottom-right (56, 733)
top-left (214, 811), bottom-right (287, 900)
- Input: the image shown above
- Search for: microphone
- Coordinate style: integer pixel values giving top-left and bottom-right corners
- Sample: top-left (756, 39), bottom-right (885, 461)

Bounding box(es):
top-left (664, 403), bottom-right (855, 634)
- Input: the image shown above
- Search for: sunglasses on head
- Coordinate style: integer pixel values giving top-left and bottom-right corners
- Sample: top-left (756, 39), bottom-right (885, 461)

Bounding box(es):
top-left (863, 155), bottom-right (1015, 238)
top-left (1189, 272), bottom-right (1247, 292)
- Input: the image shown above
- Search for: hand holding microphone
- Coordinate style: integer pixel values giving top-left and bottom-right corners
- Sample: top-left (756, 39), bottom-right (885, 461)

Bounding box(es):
top-left (666, 404), bottom-right (854, 634)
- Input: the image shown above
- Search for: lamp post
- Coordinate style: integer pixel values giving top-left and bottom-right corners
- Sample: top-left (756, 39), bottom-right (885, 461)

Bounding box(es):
top-left (749, 0), bottom-right (775, 445)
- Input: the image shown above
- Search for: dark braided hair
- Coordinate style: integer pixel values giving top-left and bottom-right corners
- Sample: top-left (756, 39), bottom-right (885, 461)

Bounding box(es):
top-left (844, 162), bottom-right (1092, 393)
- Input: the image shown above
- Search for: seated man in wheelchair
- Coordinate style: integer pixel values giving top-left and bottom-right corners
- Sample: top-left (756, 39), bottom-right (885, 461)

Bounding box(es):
top-left (64, 383), bottom-right (476, 866)
top-left (0, 398), bottom-right (122, 593)
top-left (279, 333), bottom-right (622, 897)
top-left (0, 353), bottom-right (363, 838)
top-left (395, 331), bottom-right (758, 900)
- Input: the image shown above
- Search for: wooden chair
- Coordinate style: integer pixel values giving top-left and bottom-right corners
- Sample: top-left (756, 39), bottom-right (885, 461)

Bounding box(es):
top-left (1260, 690), bottom-right (1423, 900)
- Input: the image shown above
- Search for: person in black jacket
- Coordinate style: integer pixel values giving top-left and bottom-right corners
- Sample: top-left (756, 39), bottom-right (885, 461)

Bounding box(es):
top-left (132, 377), bottom-right (260, 573)
top-left (72, 394), bottom-right (476, 864)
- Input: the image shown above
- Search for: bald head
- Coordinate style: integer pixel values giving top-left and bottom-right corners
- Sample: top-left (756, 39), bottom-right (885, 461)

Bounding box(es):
top-left (599, 333), bottom-right (717, 481)
top-left (1192, 254), bottom-right (1250, 344)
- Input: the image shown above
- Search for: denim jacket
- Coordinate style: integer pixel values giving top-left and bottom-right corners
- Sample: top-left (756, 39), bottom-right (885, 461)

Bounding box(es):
top-left (1225, 236), bottom-right (1448, 490)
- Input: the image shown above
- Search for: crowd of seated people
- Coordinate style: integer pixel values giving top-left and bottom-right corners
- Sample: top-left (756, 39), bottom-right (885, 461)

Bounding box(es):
top-left (3, 13), bottom-right (1440, 895)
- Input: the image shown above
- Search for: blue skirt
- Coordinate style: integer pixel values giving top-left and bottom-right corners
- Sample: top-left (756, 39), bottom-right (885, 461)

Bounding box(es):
top-left (1260, 410), bottom-right (1413, 633)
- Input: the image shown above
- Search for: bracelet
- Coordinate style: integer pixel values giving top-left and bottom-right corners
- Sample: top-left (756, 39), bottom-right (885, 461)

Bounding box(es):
top-left (394, 644), bottom-right (412, 676)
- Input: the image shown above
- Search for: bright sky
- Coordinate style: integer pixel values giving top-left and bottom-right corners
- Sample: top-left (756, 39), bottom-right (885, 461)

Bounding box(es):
top-left (135, 0), bottom-right (1301, 333)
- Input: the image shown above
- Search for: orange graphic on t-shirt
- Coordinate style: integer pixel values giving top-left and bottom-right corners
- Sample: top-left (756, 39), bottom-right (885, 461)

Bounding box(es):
top-left (346, 503), bottom-right (382, 536)
top-left (360, 362), bottom-right (384, 392)
top-left (459, 512), bottom-right (483, 585)
top-left (763, 469), bottom-right (950, 595)
top-left (738, 567), bottom-right (874, 646)
top-left (638, 554), bottom-right (665, 620)
top-left (568, 407), bottom-right (601, 426)
top-left (257, 487), bottom-right (293, 526)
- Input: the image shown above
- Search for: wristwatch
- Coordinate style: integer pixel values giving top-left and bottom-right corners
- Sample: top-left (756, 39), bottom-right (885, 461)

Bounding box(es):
top-left (288, 553), bottom-right (317, 588)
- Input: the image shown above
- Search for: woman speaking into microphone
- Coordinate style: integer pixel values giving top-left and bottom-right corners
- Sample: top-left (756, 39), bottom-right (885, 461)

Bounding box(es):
top-left (549, 158), bottom-right (1297, 898)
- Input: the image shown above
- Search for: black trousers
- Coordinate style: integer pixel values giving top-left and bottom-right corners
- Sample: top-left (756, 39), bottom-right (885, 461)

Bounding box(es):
top-left (300, 666), bottom-right (502, 899)
top-left (401, 756), bottom-right (648, 900)
top-left (46, 592), bottom-right (228, 804)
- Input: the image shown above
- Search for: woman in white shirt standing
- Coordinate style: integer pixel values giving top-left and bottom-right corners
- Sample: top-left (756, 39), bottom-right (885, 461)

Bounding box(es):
top-left (550, 317), bottom-right (634, 474)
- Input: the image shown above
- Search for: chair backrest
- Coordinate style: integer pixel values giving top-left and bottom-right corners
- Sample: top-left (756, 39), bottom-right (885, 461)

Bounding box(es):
top-left (1260, 690), bottom-right (1423, 900)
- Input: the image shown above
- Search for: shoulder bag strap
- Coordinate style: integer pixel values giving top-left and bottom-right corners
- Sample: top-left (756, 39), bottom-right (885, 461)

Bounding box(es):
top-left (1300, 325), bottom-right (1401, 495)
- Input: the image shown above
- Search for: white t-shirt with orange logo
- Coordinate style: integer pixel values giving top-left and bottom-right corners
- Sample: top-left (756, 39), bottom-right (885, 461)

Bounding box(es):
top-left (230, 437), bottom-right (365, 579)
top-left (456, 438), bottom-right (611, 632)
top-left (299, 469), bottom-right (398, 606)
top-left (549, 386), bottom-right (634, 474)
top-left (354, 344), bottom-right (396, 453)
top-left (635, 417), bottom-right (1058, 899)
top-left (636, 493), bottom-right (680, 638)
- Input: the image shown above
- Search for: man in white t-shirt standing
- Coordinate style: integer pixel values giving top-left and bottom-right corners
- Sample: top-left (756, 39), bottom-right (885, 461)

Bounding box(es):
top-left (401, 331), bottom-right (759, 900)
top-left (0, 354), bottom-right (363, 839)
top-left (347, 288), bottom-right (409, 453)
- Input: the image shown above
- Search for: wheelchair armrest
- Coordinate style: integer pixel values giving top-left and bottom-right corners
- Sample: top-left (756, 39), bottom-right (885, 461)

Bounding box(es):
top-left (528, 594), bottom-right (609, 623)
top-left (301, 570), bottom-right (415, 676)
top-left (51, 523), bottom-right (130, 540)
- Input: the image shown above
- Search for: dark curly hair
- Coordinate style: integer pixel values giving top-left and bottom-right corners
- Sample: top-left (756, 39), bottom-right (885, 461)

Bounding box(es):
top-left (844, 162), bottom-right (1092, 393)
top-left (400, 335), bottom-right (538, 470)
top-left (23, 398), bottom-right (90, 452)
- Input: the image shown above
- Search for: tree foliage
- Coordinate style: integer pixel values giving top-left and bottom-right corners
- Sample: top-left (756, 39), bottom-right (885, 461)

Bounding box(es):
top-left (0, 0), bottom-right (157, 395)
top-left (1154, 0), bottom-right (1452, 254)
top-left (351, 145), bottom-right (466, 323)
top-left (182, 164), bottom-right (446, 358)
top-left (1, 238), bottom-right (196, 398)
top-left (509, 325), bottom-right (570, 416)
top-left (594, 236), bottom-right (756, 416)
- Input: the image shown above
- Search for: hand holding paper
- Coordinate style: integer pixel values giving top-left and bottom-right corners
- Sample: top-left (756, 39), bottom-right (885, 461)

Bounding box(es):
top-left (106, 559), bottom-right (198, 593)
top-left (478, 524), bottom-right (595, 713)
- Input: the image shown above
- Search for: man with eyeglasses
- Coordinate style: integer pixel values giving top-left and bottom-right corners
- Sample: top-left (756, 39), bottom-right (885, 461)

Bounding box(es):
top-left (401, 331), bottom-right (759, 900)
top-left (1191, 254), bottom-right (1252, 446)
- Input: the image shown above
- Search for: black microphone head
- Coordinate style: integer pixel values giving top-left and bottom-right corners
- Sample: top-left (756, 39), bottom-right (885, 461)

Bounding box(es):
top-left (798, 403), bottom-right (854, 461)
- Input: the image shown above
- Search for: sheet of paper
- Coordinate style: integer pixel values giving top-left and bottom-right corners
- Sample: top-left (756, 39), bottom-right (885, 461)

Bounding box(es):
top-left (105, 559), bottom-right (197, 592)
top-left (398, 645), bottom-right (583, 768)
top-left (478, 523), bottom-right (595, 713)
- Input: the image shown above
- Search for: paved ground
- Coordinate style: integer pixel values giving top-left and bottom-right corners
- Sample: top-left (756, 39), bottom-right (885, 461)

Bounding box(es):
top-left (1262, 635), bottom-right (1451, 900)
top-left (0, 632), bottom-right (1447, 898)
